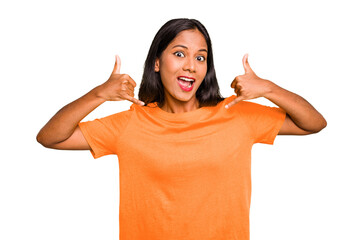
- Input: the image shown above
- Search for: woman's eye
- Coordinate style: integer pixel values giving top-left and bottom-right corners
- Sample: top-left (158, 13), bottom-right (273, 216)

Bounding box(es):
top-left (197, 56), bottom-right (206, 62)
top-left (174, 52), bottom-right (185, 57)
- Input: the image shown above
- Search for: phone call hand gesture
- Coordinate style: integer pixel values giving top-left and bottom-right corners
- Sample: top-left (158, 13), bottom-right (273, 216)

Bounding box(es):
top-left (225, 54), bottom-right (272, 109)
top-left (97, 55), bottom-right (145, 106)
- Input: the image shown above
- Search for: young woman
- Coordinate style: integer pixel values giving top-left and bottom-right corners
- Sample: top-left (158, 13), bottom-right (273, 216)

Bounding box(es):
top-left (37, 18), bottom-right (326, 240)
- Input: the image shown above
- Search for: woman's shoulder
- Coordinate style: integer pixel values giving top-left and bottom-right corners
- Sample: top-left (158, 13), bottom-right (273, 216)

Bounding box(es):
top-left (224, 95), bottom-right (282, 115)
top-left (94, 107), bottom-right (135, 124)
top-left (224, 95), bottom-right (258, 109)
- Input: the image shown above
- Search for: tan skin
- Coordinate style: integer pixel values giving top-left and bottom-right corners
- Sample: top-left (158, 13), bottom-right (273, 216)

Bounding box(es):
top-left (227, 53), bottom-right (327, 134)
top-left (36, 55), bottom-right (144, 150)
top-left (155, 29), bottom-right (208, 113)
top-left (37, 29), bottom-right (326, 151)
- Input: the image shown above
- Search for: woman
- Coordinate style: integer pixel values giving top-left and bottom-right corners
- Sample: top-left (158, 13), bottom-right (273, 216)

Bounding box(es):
top-left (37, 18), bottom-right (326, 240)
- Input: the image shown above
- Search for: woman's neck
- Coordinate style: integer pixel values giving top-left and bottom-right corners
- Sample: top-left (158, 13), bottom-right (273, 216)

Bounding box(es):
top-left (160, 96), bottom-right (200, 113)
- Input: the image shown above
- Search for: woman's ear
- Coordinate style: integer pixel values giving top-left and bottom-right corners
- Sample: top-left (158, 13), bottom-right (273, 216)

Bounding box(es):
top-left (155, 58), bottom-right (160, 72)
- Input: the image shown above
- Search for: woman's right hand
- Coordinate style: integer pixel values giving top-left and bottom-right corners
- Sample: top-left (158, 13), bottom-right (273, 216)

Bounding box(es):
top-left (37, 55), bottom-right (145, 150)
top-left (96, 55), bottom-right (145, 106)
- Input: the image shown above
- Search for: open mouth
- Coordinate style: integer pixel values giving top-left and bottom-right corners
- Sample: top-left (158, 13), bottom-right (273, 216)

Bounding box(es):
top-left (177, 76), bottom-right (195, 89)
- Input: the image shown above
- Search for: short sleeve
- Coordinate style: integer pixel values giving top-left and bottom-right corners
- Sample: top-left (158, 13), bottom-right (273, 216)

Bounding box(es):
top-left (236, 101), bottom-right (286, 145)
top-left (78, 109), bottom-right (133, 159)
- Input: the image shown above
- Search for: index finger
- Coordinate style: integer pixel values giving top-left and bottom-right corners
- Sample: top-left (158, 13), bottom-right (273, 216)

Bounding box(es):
top-left (129, 77), bottom-right (136, 87)
top-left (122, 74), bottom-right (136, 88)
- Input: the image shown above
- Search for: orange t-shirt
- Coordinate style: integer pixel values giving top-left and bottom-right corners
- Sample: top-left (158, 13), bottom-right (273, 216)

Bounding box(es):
top-left (78, 95), bottom-right (286, 240)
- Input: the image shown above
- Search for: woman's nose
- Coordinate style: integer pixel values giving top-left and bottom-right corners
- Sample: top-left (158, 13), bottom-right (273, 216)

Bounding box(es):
top-left (183, 57), bottom-right (196, 73)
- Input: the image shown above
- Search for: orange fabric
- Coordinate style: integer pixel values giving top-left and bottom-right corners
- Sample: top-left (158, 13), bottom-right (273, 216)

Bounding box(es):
top-left (78, 95), bottom-right (286, 240)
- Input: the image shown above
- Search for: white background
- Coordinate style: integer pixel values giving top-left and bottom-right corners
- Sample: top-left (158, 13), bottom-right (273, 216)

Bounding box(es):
top-left (1, 0), bottom-right (359, 239)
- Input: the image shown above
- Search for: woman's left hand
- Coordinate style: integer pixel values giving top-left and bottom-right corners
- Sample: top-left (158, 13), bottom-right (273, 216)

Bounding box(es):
top-left (225, 54), bottom-right (272, 109)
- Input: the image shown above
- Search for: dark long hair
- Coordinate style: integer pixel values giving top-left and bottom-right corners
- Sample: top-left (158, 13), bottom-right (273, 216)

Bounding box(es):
top-left (138, 18), bottom-right (225, 108)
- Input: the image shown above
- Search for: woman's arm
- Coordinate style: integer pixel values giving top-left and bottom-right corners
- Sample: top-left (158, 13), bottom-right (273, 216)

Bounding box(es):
top-left (36, 55), bottom-right (144, 149)
top-left (36, 88), bottom-right (105, 149)
top-left (264, 82), bottom-right (326, 135)
top-left (225, 54), bottom-right (327, 135)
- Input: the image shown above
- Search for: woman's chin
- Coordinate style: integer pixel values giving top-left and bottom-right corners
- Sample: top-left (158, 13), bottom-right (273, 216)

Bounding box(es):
top-left (174, 92), bottom-right (196, 103)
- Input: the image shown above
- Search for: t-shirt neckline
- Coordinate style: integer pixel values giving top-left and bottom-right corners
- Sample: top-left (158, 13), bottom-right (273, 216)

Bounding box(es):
top-left (133, 95), bottom-right (236, 122)
top-left (145, 101), bottom-right (210, 121)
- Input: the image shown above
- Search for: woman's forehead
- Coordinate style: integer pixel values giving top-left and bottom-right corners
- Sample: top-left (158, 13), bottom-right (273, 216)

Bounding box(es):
top-left (168, 29), bottom-right (207, 50)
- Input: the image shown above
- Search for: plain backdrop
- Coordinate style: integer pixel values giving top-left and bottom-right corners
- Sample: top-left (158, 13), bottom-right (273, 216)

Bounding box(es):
top-left (1, 0), bottom-right (359, 239)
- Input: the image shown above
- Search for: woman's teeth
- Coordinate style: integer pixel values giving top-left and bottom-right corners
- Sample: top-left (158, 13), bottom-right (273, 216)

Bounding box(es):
top-left (178, 77), bottom-right (194, 88)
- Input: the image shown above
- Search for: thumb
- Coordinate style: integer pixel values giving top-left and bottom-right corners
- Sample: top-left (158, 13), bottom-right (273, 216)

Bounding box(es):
top-left (242, 53), bottom-right (253, 74)
top-left (112, 55), bottom-right (121, 74)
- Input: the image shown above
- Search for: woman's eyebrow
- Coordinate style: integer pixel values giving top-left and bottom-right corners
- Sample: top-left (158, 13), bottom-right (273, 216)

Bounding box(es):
top-left (172, 45), bottom-right (208, 53)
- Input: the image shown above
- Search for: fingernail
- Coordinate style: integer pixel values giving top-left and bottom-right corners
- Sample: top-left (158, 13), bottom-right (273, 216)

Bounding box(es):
top-left (140, 101), bottom-right (145, 106)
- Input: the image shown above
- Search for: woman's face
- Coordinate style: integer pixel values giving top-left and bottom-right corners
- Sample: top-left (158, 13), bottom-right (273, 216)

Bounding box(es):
top-left (155, 29), bottom-right (208, 104)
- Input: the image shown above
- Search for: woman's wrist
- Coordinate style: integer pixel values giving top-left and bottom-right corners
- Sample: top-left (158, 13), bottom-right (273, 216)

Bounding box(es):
top-left (90, 85), bottom-right (108, 102)
top-left (262, 79), bottom-right (277, 99)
